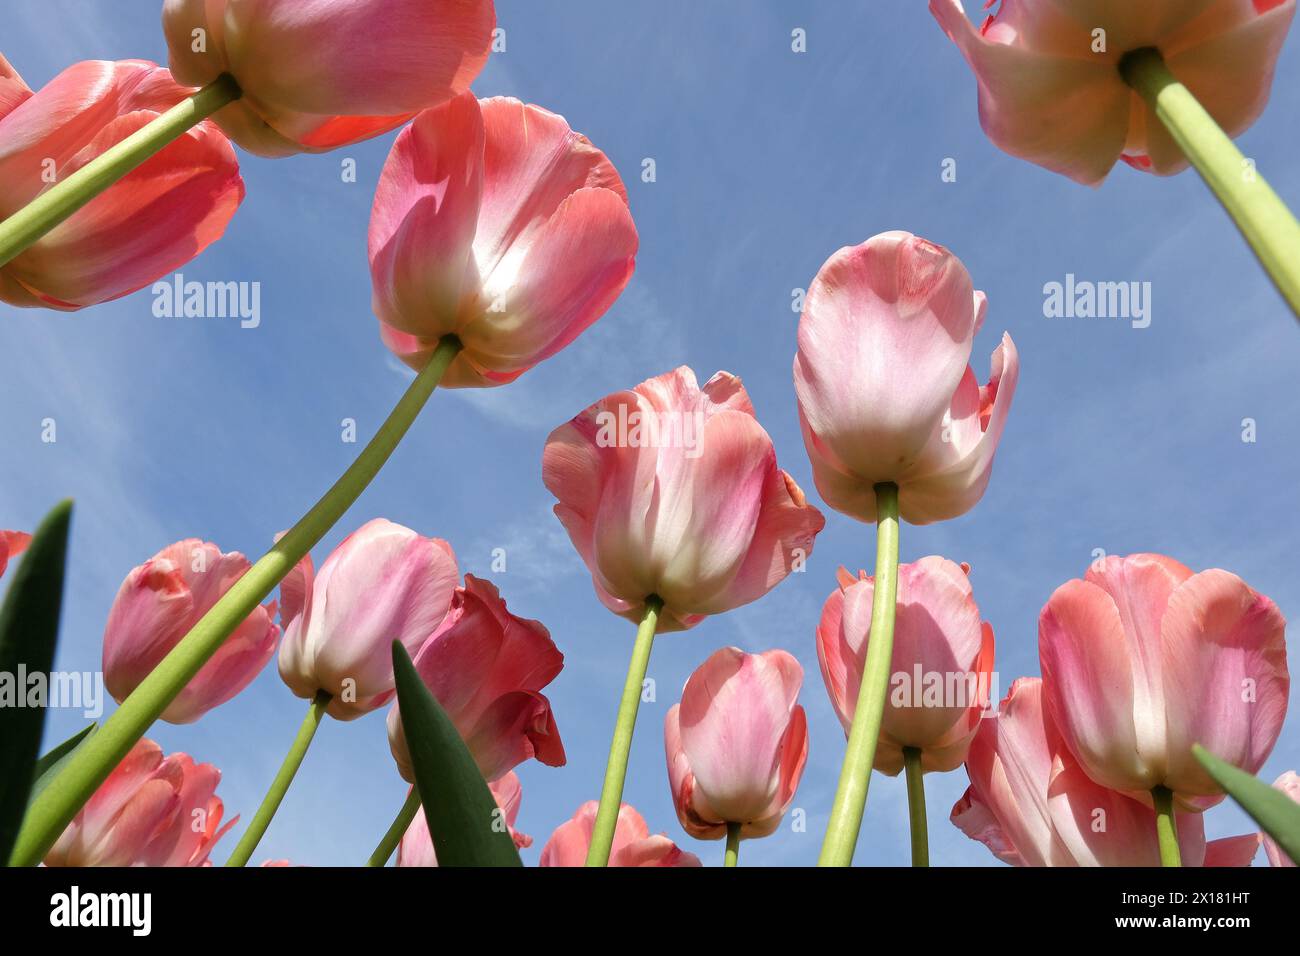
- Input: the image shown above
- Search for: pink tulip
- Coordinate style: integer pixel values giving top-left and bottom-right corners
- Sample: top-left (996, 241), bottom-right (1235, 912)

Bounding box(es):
top-left (793, 232), bottom-right (1018, 526)
top-left (930, 0), bottom-right (1297, 185)
top-left (278, 519), bottom-right (459, 720)
top-left (386, 575), bottom-right (565, 783)
top-left (396, 773), bottom-right (532, 867)
top-left (0, 59), bottom-right (243, 309)
top-left (539, 802), bottom-right (702, 867)
top-left (543, 366), bottom-right (825, 631)
top-left (665, 647), bottom-right (808, 840)
top-left (162, 0), bottom-right (495, 157)
top-left (103, 539), bottom-right (278, 724)
top-left (1039, 554), bottom-right (1289, 808)
top-left (369, 93), bottom-right (638, 386)
top-left (0, 529), bottom-right (31, 581)
top-left (45, 738), bottom-right (235, 866)
top-left (1263, 771), bottom-right (1299, 867)
top-left (817, 557), bottom-right (995, 774)
top-left (953, 678), bottom-right (1260, 867)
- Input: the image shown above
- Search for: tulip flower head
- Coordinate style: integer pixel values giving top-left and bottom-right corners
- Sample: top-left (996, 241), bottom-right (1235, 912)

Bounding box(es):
top-left (369, 92), bottom-right (638, 386)
top-left (0, 529), bottom-right (31, 581)
top-left (386, 575), bottom-right (565, 783)
top-left (278, 519), bottom-right (459, 720)
top-left (818, 557), bottom-right (995, 774)
top-left (953, 678), bottom-right (1262, 867)
top-left (45, 739), bottom-right (235, 867)
top-left (930, 0), bottom-right (1298, 185)
top-left (665, 647), bottom-right (808, 840)
top-left (0, 59), bottom-right (242, 309)
top-left (794, 231), bottom-right (1018, 526)
top-left (1039, 554), bottom-right (1288, 809)
top-left (539, 801), bottom-right (701, 867)
top-left (162, 0), bottom-right (496, 156)
top-left (1262, 771), bottom-right (1299, 867)
top-left (544, 366), bottom-right (825, 631)
top-left (397, 773), bottom-right (532, 867)
top-left (103, 539), bottom-right (279, 724)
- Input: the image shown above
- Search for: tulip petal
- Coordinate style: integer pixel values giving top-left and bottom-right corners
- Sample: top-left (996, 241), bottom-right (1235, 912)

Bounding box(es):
top-left (1160, 569), bottom-right (1289, 797)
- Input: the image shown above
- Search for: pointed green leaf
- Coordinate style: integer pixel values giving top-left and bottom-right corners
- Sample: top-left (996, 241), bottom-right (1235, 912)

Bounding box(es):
top-left (1194, 744), bottom-right (1300, 864)
top-left (28, 724), bottom-right (97, 810)
top-left (0, 500), bottom-right (72, 865)
top-left (391, 642), bottom-right (523, 867)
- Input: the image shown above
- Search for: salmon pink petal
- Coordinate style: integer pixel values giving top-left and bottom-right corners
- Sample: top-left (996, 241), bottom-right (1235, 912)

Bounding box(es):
top-left (1204, 833), bottom-right (1262, 867)
top-left (368, 92), bottom-right (485, 340)
top-left (1159, 569), bottom-right (1288, 798)
top-left (1262, 771), bottom-right (1299, 867)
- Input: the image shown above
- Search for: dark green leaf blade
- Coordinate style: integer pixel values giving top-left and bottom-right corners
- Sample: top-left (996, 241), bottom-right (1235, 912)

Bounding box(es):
top-left (391, 642), bottom-right (523, 867)
top-left (1194, 744), bottom-right (1299, 864)
top-left (27, 723), bottom-right (96, 809)
top-left (0, 500), bottom-right (72, 865)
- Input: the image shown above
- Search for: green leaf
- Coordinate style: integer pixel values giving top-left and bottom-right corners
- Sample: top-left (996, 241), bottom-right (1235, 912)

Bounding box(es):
top-left (28, 724), bottom-right (97, 810)
top-left (0, 500), bottom-right (72, 865)
top-left (1194, 744), bottom-right (1300, 864)
top-left (391, 642), bottom-right (523, 867)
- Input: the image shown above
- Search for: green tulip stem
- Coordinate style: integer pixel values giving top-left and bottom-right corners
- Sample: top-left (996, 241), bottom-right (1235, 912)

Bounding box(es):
top-left (585, 596), bottom-right (663, 866)
top-left (724, 822), bottom-right (742, 868)
top-left (1121, 48), bottom-right (1300, 321)
top-left (367, 788), bottom-right (422, 867)
top-left (819, 481), bottom-right (900, 866)
top-left (903, 746), bottom-right (929, 867)
top-left (1153, 785), bottom-right (1182, 867)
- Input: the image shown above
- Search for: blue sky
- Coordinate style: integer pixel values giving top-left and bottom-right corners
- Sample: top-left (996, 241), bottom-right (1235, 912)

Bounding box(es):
top-left (3, 1), bottom-right (1299, 867)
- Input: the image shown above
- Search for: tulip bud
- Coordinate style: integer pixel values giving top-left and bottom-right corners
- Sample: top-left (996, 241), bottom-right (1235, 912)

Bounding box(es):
top-left (931, 0), bottom-right (1297, 184)
top-left (539, 802), bottom-right (701, 867)
top-left (103, 539), bottom-right (278, 724)
top-left (45, 738), bottom-right (234, 867)
top-left (817, 556), bottom-right (994, 774)
top-left (278, 519), bottom-right (459, 720)
top-left (162, 0), bottom-right (496, 156)
top-left (665, 647), bottom-right (808, 840)
top-left (386, 575), bottom-right (565, 783)
top-left (793, 231), bottom-right (1017, 526)
top-left (544, 366), bottom-right (825, 631)
top-left (369, 93), bottom-right (638, 386)
top-left (1039, 554), bottom-right (1289, 809)
top-left (397, 773), bottom-right (532, 867)
top-left (0, 59), bottom-right (243, 309)
top-left (953, 678), bottom-right (1261, 867)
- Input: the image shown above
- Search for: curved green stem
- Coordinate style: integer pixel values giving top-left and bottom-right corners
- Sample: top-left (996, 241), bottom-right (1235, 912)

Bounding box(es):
top-left (586, 596), bottom-right (662, 866)
top-left (903, 746), bottom-right (929, 868)
top-left (368, 788), bottom-right (422, 867)
top-left (8, 336), bottom-right (463, 867)
top-left (819, 482), bottom-right (900, 867)
top-left (224, 692), bottom-right (329, 867)
top-left (0, 75), bottom-right (241, 269)
top-left (1121, 48), bottom-right (1300, 321)
top-left (1152, 785), bottom-right (1182, 867)
top-left (723, 822), bottom-right (741, 868)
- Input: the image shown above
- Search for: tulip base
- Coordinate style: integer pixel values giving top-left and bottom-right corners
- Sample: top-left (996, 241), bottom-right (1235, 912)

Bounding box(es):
top-left (903, 746), bottom-right (929, 868)
top-left (819, 482), bottom-right (901, 867)
top-left (8, 336), bottom-right (463, 868)
top-left (0, 74), bottom-right (241, 269)
top-left (1152, 785), bottom-right (1182, 867)
top-left (225, 691), bottom-right (330, 867)
top-left (1120, 48), bottom-right (1300, 321)
top-left (724, 822), bottom-right (741, 867)
top-left (367, 788), bottom-right (422, 867)
top-left (586, 596), bottom-right (663, 866)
